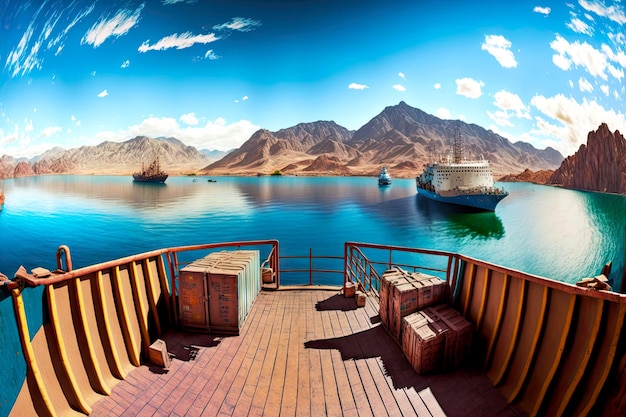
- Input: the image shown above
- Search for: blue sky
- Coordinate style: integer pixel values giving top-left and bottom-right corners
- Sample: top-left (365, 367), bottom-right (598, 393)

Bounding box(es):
top-left (1, 0), bottom-right (625, 159)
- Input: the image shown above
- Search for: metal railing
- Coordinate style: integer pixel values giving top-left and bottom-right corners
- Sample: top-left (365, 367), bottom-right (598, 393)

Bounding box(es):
top-left (343, 242), bottom-right (458, 300)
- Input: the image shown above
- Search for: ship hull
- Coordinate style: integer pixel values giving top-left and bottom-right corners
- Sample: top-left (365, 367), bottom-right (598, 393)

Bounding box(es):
top-left (132, 174), bottom-right (168, 183)
top-left (416, 186), bottom-right (507, 211)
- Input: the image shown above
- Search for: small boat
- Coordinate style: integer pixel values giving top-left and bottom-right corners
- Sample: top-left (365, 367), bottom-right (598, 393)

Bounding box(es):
top-left (132, 156), bottom-right (168, 183)
top-left (378, 165), bottom-right (392, 186)
top-left (416, 130), bottom-right (507, 211)
top-left (208, 179), bottom-right (217, 182)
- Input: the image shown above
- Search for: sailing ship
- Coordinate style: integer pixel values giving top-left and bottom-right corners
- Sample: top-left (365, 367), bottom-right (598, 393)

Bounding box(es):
top-left (416, 131), bottom-right (508, 211)
top-left (132, 156), bottom-right (168, 183)
top-left (378, 165), bottom-right (392, 186)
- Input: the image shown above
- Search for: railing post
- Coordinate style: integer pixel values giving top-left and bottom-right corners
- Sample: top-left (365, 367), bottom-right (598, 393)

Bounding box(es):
top-left (309, 248), bottom-right (313, 286)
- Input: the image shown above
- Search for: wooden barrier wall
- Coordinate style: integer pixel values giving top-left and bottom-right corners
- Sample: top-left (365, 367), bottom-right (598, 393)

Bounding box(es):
top-left (8, 255), bottom-right (171, 417)
top-left (454, 258), bottom-right (626, 417)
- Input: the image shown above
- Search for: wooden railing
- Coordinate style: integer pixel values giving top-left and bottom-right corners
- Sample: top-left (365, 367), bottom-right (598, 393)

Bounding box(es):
top-left (4, 240), bottom-right (626, 417)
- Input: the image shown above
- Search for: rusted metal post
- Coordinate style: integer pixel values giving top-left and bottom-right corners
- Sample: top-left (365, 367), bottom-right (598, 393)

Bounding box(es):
top-left (309, 248), bottom-right (313, 285)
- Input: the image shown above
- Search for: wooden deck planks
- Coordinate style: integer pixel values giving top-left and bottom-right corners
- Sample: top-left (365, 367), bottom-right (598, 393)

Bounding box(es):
top-left (90, 288), bottom-right (523, 417)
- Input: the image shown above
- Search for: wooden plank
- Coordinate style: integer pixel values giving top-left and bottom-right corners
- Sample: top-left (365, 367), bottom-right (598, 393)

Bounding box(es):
top-left (87, 289), bottom-right (526, 417)
top-left (295, 291), bottom-right (312, 417)
top-left (202, 289), bottom-right (268, 416)
top-left (308, 292), bottom-right (327, 417)
top-left (247, 289), bottom-right (288, 416)
top-left (230, 292), bottom-right (279, 416)
top-left (216, 293), bottom-right (269, 416)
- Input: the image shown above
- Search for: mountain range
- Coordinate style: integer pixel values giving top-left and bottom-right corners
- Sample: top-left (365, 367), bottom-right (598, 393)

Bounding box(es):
top-left (1, 102), bottom-right (563, 180)
top-left (201, 101), bottom-right (563, 177)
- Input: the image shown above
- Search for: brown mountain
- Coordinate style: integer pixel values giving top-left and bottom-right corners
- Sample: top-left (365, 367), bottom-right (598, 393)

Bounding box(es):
top-left (548, 123), bottom-right (626, 194)
top-left (0, 136), bottom-right (212, 178)
top-left (0, 102), bottom-right (563, 179)
top-left (498, 168), bottom-right (555, 184)
top-left (202, 101), bottom-right (563, 177)
top-left (203, 121), bottom-right (356, 175)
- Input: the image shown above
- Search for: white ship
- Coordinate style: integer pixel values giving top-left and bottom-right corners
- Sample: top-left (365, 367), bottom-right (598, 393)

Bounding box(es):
top-left (416, 131), bottom-right (508, 211)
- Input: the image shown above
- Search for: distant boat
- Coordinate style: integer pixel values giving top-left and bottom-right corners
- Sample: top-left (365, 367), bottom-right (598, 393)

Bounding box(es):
top-left (416, 130), bottom-right (508, 211)
top-left (208, 179), bottom-right (217, 182)
top-left (378, 166), bottom-right (392, 186)
top-left (133, 156), bottom-right (168, 183)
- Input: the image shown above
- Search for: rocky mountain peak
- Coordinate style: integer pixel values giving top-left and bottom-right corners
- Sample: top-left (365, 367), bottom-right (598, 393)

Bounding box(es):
top-left (549, 123), bottom-right (626, 193)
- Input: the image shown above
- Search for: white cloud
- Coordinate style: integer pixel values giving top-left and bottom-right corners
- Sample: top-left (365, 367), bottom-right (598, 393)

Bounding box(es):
top-left (242, 96), bottom-right (249, 101)
top-left (435, 108), bottom-right (451, 119)
top-left (550, 35), bottom-right (609, 79)
top-left (180, 113), bottom-right (199, 125)
top-left (578, 77), bottom-right (594, 92)
top-left (492, 90), bottom-right (531, 120)
top-left (48, 4), bottom-right (95, 54)
top-left (82, 4), bottom-right (144, 48)
top-left (433, 83), bottom-right (442, 90)
top-left (398, 72), bottom-right (406, 80)
top-left (567, 18), bottom-right (593, 35)
top-left (579, 0), bottom-right (626, 24)
top-left (213, 17), bottom-right (261, 32)
top-left (487, 110), bottom-right (515, 127)
top-left (392, 84), bottom-right (406, 92)
top-left (139, 32), bottom-right (220, 52)
top-left (204, 50), bottom-right (219, 60)
top-left (455, 78), bottom-right (484, 99)
top-left (40, 126), bottom-right (62, 137)
top-left (348, 83), bottom-right (369, 90)
top-left (533, 6), bottom-right (551, 15)
top-left (481, 35), bottom-right (517, 68)
top-left (600, 84), bottom-right (610, 95)
top-left (25, 119), bottom-right (34, 132)
top-left (121, 60), bottom-right (130, 68)
top-left (530, 93), bottom-right (626, 155)
top-left (95, 116), bottom-right (260, 151)
top-left (97, 89), bottom-right (109, 98)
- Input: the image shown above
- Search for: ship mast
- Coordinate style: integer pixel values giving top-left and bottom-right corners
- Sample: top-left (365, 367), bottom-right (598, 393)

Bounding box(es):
top-left (452, 129), bottom-right (464, 164)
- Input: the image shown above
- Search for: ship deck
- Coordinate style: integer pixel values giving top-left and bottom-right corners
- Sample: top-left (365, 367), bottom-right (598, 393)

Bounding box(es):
top-left (90, 288), bottom-right (525, 417)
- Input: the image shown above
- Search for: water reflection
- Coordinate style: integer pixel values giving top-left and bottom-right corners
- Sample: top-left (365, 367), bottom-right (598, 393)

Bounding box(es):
top-left (415, 194), bottom-right (504, 239)
top-left (1, 176), bottom-right (623, 288)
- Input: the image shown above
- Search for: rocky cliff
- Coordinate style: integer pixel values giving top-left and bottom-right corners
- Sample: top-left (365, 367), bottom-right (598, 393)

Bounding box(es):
top-left (548, 123), bottom-right (626, 194)
top-left (499, 169), bottom-right (555, 184)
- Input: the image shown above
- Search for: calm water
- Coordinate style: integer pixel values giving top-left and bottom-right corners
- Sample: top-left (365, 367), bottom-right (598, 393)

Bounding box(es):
top-left (1, 175), bottom-right (625, 288)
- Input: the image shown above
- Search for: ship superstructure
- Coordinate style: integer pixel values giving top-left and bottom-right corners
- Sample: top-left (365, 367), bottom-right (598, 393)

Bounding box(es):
top-left (416, 131), bottom-right (508, 211)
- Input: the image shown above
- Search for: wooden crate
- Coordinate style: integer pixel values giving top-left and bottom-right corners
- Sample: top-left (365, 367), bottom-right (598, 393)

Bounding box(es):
top-left (401, 311), bottom-right (448, 375)
top-left (379, 268), bottom-right (406, 331)
top-left (381, 268), bottom-right (449, 341)
top-left (356, 291), bottom-right (367, 307)
top-left (149, 339), bottom-right (170, 368)
top-left (426, 304), bottom-right (473, 369)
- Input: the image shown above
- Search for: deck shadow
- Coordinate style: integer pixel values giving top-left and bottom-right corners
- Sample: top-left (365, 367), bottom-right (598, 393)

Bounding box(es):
top-left (305, 324), bottom-right (427, 391)
top-left (304, 324), bottom-right (512, 415)
top-left (159, 330), bottom-right (221, 362)
top-left (315, 293), bottom-right (358, 311)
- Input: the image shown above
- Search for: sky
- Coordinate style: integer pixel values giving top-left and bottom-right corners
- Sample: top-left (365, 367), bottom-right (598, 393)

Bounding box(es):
top-left (1, 0), bottom-right (625, 159)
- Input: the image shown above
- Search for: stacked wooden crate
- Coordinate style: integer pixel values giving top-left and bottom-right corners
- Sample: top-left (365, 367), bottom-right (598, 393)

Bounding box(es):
top-left (401, 305), bottom-right (473, 375)
top-left (379, 267), bottom-right (448, 341)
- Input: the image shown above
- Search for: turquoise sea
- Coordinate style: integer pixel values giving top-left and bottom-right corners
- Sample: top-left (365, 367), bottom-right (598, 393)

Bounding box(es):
top-left (0, 175), bottom-right (625, 289)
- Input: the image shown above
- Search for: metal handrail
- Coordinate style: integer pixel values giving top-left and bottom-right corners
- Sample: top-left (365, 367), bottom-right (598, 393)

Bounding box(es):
top-left (279, 248), bottom-right (343, 286)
